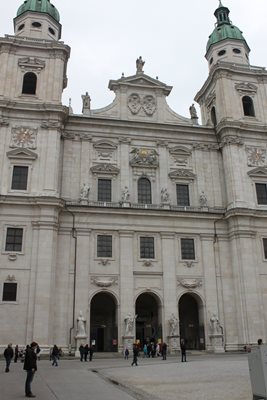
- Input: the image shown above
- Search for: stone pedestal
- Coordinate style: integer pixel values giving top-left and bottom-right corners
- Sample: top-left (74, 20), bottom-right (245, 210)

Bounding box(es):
top-left (161, 203), bottom-right (170, 210)
top-left (168, 335), bottom-right (180, 354)
top-left (123, 336), bottom-right (134, 353)
top-left (208, 334), bottom-right (225, 353)
top-left (80, 199), bottom-right (88, 205)
top-left (75, 335), bottom-right (87, 358)
top-left (121, 201), bottom-right (130, 208)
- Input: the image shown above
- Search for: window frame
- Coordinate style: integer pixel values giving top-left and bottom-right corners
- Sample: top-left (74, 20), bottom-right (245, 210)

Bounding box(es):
top-left (262, 237), bottom-right (267, 260)
top-left (255, 182), bottom-right (267, 205)
top-left (176, 183), bottom-right (190, 206)
top-left (11, 165), bottom-right (29, 191)
top-left (96, 234), bottom-right (113, 258)
top-left (139, 236), bottom-right (155, 259)
top-left (2, 282), bottom-right (18, 302)
top-left (180, 237), bottom-right (196, 261)
top-left (138, 177), bottom-right (152, 204)
top-left (97, 178), bottom-right (112, 202)
top-left (3, 226), bottom-right (24, 254)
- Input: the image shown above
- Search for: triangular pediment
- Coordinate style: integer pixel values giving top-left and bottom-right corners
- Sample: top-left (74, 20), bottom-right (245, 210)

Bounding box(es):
top-left (248, 167), bottom-right (267, 178)
top-left (7, 148), bottom-right (37, 160)
top-left (169, 146), bottom-right (192, 157)
top-left (109, 73), bottom-right (172, 96)
top-left (169, 169), bottom-right (196, 180)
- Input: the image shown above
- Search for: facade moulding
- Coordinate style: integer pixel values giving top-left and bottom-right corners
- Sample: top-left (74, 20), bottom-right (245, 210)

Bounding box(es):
top-left (32, 221), bottom-right (59, 231)
top-left (0, 195), bottom-right (64, 207)
top-left (228, 230), bottom-right (257, 240)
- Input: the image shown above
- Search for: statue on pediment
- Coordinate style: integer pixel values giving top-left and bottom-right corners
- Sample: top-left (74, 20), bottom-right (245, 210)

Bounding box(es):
top-left (189, 103), bottom-right (198, 119)
top-left (82, 92), bottom-right (91, 115)
top-left (136, 56), bottom-right (145, 73)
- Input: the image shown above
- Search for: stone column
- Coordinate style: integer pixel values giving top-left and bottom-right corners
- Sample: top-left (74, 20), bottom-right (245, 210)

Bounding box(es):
top-left (119, 231), bottom-right (135, 353)
top-left (161, 232), bottom-right (179, 353)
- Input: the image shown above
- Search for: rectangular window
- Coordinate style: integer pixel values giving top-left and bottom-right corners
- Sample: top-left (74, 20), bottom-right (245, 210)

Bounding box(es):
top-left (97, 235), bottom-right (112, 258)
top-left (176, 184), bottom-right (190, 206)
top-left (2, 282), bottom-right (17, 302)
top-left (5, 228), bottom-right (23, 252)
top-left (11, 166), bottom-right (28, 190)
top-left (256, 183), bottom-right (267, 205)
top-left (263, 238), bottom-right (267, 259)
top-left (140, 236), bottom-right (155, 259)
top-left (181, 238), bottom-right (195, 260)
top-left (98, 179), bottom-right (112, 202)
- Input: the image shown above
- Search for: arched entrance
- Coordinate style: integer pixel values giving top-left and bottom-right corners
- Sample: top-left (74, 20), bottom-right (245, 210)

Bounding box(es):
top-left (90, 292), bottom-right (118, 352)
top-left (135, 293), bottom-right (162, 347)
top-left (179, 293), bottom-right (205, 350)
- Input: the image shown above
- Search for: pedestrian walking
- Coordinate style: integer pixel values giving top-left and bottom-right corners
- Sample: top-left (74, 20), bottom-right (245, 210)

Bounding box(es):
top-left (24, 341), bottom-right (38, 398)
top-left (51, 345), bottom-right (59, 366)
top-left (124, 347), bottom-right (129, 360)
top-left (14, 344), bottom-right (19, 363)
top-left (162, 342), bottom-right (167, 360)
top-left (89, 345), bottom-right (94, 361)
top-left (4, 343), bottom-right (14, 372)
top-left (84, 344), bottom-right (89, 361)
top-left (79, 344), bottom-right (85, 361)
top-left (131, 344), bottom-right (139, 366)
top-left (180, 339), bottom-right (187, 362)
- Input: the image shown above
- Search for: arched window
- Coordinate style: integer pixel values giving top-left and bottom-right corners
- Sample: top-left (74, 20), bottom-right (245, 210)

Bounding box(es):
top-left (242, 96), bottom-right (255, 117)
top-left (138, 177), bottom-right (152, 204)
top-left (211, 107), bottom-right (217, 126)
top-left (22, 72), bottom-right (37, 95)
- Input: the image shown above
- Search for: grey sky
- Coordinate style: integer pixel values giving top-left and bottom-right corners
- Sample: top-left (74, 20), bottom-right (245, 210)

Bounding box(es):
top-left (1, 1), bottom-right (267, 120)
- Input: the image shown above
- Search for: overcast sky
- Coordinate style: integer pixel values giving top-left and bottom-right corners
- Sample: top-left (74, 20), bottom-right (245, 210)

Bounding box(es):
top-left (1, 1), bottom-right (267, 120)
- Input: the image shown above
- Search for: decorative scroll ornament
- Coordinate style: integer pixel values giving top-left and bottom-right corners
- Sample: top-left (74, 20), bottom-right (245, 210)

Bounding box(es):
top-left (90, 163), bottom-right (120, 176)
top-left (235, 82), bottom-right (257, 96)
top-left (18, 57), bottom-right (45, 72)
top-left (127, 93), bottom-right (157, 116)
top-left (130, 148), bottom-right (159, 167)
top-left (168, 169), bottom-right (196, 180)
top-left (91, 276), bottom-right (118, 287)
top-left (177, 278), bottom-right (202, 289)
top-left (10, 127), bottom-right (37, 149)
top-left (6, 274), bottom-right (16, 281)
top-left (219, 136), bottom-right (244, 148)
top-left (246, 147), bottom-right (266, 167)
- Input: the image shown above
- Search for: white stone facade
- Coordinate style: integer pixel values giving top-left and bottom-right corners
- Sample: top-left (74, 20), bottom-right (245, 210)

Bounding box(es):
top-left (1, 3), bottom-right (267, 353)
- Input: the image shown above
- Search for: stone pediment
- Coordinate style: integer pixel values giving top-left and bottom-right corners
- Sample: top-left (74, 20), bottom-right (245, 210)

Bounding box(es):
top-left (169, 169), bottom-right (196, 180)
top-left (90, 163), bottom-right (120, 176)
top-left (109, 73), bottom-right (172, 96)
top-left (6, 148), bottom-right (37, 160)
top-left (93, 140), bottom-right (117, 150)
top-left (247, 167), bottom-right (267, 178)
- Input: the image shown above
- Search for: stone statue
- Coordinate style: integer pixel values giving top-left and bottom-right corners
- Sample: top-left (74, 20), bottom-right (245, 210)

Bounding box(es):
top-left (77, 310), bottom-right (86, 337)
top-left (169, 313), bottom-right (178, 336)
top-left (121, 186), bottom-right (130, 202)
top-left (124, 313), bottom-right (137, 336)
top-left (210, 313), bottom-right (222, 335)
top-left (189, 103), bottom-right (198, 119)
top-left (161, 188), bottom-right (170, 203)
top-left (80, 184), bottom-right (90, 201)
top-left (136, 56), bottom-right (145, 73)
top-left (82, 92), bottom-right (91, 114)
top-left (199, 191), bottom-right (207, 207)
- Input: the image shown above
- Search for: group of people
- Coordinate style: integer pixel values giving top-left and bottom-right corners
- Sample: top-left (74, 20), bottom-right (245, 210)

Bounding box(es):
top-left (79, 344), bottom-right (94, 362)
top-left (125, 340), bottom-right (187, 366)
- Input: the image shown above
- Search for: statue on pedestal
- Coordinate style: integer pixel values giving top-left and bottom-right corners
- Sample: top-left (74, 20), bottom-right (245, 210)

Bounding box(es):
top-left (136, 56), bottom-right (145, 73)
top-left (82, 92), bottom-right (91, 115)
top-left (80, 184), bottom-right (90, 201)
top-left (124, 313), bottom-right (137, 336)
top-left (77, 310), bottom-right (86, 337)
top-left (169, 313), bottom-right (178, 336)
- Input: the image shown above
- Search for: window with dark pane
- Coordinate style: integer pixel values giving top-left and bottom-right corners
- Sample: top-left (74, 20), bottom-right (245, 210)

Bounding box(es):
top-left (22, 72), bottom-right (37, 95)
top-left (11, 166), bottom-right (28, 190)
top-left (263, 238), bottom-right (267, 259)
top-left (97, 235), bottom-right (112, 257)
top-left (98, 179), bottom-right (112, 202)
top-left (2, 282), bottom-right (17, 302)
top-left (140, 236), bottom-right (155, 259)
top-left (176, 184), bottom-right (190, 206)
top-left (138, 177), bottom-right (152, 204)
top-left (242, 96), bottom-right (255, 117)
top-left (5, 228), bottom-right (23, 252)
top-left (256, 183), bottom-right (267, 205)
top-left (181, 238), bottom-right (195, 260)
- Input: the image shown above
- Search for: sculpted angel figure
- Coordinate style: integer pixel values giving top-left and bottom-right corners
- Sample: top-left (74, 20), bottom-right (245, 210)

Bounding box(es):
top-left (77, 310), bottom-right (86, 337)
top-left (124, 313), bottom-right (137, 336)
top-left (169, 313), bottom-right (178, 336)
top-left (80, 183), bottom-right (90, 200)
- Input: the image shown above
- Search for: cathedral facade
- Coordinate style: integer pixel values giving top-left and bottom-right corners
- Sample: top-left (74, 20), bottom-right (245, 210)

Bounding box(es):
top-left (1, 0), bottom-right (267, 353)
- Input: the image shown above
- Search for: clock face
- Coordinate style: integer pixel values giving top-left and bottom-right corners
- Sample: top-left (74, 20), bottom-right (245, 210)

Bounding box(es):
top-left (247, 147), bottom-right (265, 166)
top-left (11, 127), bottom-right (36, 148)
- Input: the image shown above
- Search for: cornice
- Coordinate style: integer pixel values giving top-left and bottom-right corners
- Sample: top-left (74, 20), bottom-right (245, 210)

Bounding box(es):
top-left (0, 195), bottom-right (65, 208)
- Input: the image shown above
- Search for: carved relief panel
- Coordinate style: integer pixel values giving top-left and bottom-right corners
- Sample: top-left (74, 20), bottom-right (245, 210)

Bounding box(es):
top-left (93, 140), bottom-right (118, 163)
top-left (127, 93), bottom-right (157, 116)
top-left (169, 146), bottom-right (192, 168)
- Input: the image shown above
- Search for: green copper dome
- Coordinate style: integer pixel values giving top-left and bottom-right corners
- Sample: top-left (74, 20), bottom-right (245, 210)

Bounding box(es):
top-left (206, 2), bottom-right (248, 52)
top-left (16, 0), bottom-right (60, 22)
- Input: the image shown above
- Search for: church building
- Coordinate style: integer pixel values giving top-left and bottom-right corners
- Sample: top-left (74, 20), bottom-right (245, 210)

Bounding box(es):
top-left (1, 0), bottom-right (267, 353)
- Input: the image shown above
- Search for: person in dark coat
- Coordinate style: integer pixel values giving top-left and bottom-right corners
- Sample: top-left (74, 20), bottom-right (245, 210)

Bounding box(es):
top-left (24, 342), bottom-right (38, 398)
top-left (79, 344), bottom-right (85, 361)
top-left (14, 344), bottom-right (19, 363)
top-left (131, 344), bottom-right (139, 366)
top-left (89, 345), bottom-right (94, 361)
top-left (162, 342), bottom-right (167, 360)
top-left (51, 345), bottom-right (59, 366)
top-left (4, 343), bottom-right (14, 372)
top-left (84, 344), bottom-right (89, 362)
top-left (180, 339), bottom-right (187, 362)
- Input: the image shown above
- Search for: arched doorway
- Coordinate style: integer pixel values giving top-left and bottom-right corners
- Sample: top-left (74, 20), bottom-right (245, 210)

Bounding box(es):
top-left (179, 293), bottom-right (205, 350)
top-left (135, 293), bottom-right (162, 347)
top-left (90, 292), bottom-right (118, 352)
